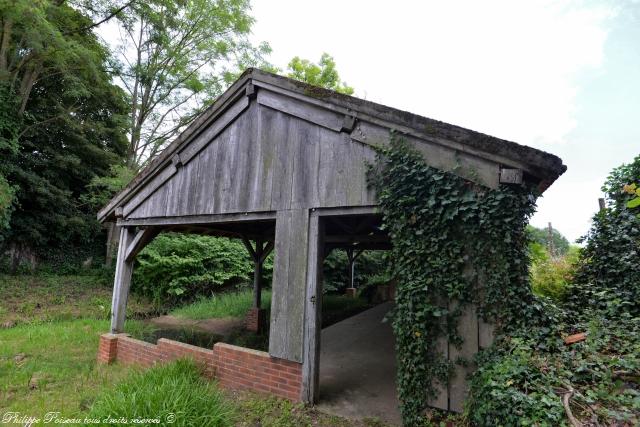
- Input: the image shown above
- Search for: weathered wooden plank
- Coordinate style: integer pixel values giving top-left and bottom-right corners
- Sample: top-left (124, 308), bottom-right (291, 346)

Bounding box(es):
top-left (269, 209), bottom-right (309, 363)
top-left (317, 128), bottom-right (339, 206)
top-left (269, 112), bottom-right (293, 210)
top-left (361, 143), bottom-right (378, 204)
top-left (163, 164), bottom-right (180, 216)
top-left (178, 96), bottom-right (249, 164)
top-left (269, 210), bottom-right (292, 358)
top-left (333, 132), bottom-right (351, 206)
top-left (110, 227), bottom-right (135, 333)
top-left (124, 227), bottom-right (160, 262)
top-left (345, 142), bottom-right (365, 206)
top-left (123, 164), bottom-right (177, 218)
top-left (286, 208), bottom-right (310, 362)
top-left (212, 126), bottom-right (232, 213)
top-left (119, 211), bottom-right (276, 227)
top-left (248, 105), bottom-right (275, 211)
top-left (231, 105), bottom-right (256, 212)
top-left (478, 319), bottom-right (495, 349)
top-left (302, 213), bottom-right (324, 403)
top-left (184, 144), bottom-right (203, 215)
top-left (194, 133), bottom-right (218, 215)
top-left (448, 301), bottom-right (479, 413)
top-left (258, 90), bottom-right (344, 132)
top-left (290, 119), bottom-right (320, 209)
top-left (218, 118), bottom-right (241, 213)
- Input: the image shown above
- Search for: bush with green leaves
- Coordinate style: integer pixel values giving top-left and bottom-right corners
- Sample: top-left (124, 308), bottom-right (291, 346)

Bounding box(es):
top-left (133, 234), bottom-right (270, 307)
top-left (322, 249), bottom-right (387, 293)
top-left (568, 154), bottom-right (640, 319)
top-left (467, 312), bottom-right (640, 426)
top-left (467, 154), bottom-right (640, 426)
top-left (530, 246), bottom-right (580, 302)
top-left (89, 360), bottom-right (233, 427)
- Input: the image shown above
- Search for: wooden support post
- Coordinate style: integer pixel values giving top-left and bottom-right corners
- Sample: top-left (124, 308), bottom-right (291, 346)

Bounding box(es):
top-left (242, 236), bottom-right (274, 309)
top-left (302, 213), bottom-right (324, 403)
top-left (346, 248), bottom-right (354, 289)
top-left (110, 227), bottom-right (136, 333)
top-left (345, 248), bottom-right (364, 295)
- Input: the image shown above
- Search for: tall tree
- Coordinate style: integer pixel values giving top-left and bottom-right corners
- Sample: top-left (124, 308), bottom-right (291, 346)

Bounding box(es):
top-left (286, 52), bottom-right (354, 95)
top-left (110, 0), bottom-right (271, 167)
top-left (0, 0), bottom-right (129, 268)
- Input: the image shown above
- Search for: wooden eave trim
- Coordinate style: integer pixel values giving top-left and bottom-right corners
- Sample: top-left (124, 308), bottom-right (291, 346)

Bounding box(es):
top-left (97, 74), bottom-right (254, 223)
top-left (251, 79), bottom-right (550, 181)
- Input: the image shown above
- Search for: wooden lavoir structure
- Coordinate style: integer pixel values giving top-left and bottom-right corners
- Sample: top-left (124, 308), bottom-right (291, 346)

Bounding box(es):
top-left (98, 68), bottom-right (566, 412)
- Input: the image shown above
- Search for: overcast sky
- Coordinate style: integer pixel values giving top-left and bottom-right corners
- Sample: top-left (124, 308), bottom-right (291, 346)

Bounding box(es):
top-left (250, 0), bottom-right (640, 243)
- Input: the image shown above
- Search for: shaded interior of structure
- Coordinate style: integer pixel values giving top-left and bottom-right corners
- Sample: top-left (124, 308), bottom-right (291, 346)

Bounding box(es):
top-left (131, 213), bottom-right (391, 343)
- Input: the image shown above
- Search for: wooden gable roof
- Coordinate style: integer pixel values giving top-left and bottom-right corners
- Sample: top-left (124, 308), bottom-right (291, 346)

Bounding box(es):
top-left (98, 68), bottom-right (566, 223)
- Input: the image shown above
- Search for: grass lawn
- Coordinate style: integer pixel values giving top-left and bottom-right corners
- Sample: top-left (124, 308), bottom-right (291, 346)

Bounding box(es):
top-left (0, 318), bottom-right (148, 419)
top-left (0, 318), bottom-right (388, 426)
top-left (0, 274), bottom-right (391, 426)
top-left (0, 274), bottom-right (155, 326)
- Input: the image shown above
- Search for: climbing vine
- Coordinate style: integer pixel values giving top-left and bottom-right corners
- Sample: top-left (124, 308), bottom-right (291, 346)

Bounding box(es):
top-left (369, 136), bottom-right (549, 425)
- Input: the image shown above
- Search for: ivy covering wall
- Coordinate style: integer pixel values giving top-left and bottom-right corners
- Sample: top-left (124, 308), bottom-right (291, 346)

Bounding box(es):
top-left (369, 136), bottom-right (550, 425)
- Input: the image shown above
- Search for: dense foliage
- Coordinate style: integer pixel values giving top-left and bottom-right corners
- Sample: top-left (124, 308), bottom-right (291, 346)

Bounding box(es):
top-left (0, 0), bottom-right (129, 270)
top-left (370, 136), bottom-right (547, 425)
top-left (530, 246), bottom-right (579, 302)
top-left (467, 155), bottom-right (640, 426)
top-left (132, 234), bottom-right (272, 307)
top-left (568, 154), bottom-right (640, 319)
top-left (468, 313), bottom-right (639, 426)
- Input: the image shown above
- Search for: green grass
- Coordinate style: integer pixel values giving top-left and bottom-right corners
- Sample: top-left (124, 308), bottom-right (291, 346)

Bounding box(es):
top-left (0, 317), bottom-right (387, 426)
top-left (0, 318), bottom-right (148, 419)
top-left (0, 274), bottom-right (155, 326)
top-left (89, 359), bottom-right (233, 427)
top-left (171, 290), bottom-right (272, 320)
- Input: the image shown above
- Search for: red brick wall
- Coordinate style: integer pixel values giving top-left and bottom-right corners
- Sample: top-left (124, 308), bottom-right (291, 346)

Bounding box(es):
top-left (213, 343), bottom-right (302, 401)
top-left (97, 334), bottom-right (301, 401)
top-left (244, 307), bottom-right (267, 333)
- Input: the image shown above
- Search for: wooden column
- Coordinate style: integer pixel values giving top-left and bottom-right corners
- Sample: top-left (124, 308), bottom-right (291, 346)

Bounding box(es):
top-left (242, 236), bottom-right (274, 309)
top-left (110, 226), bottom-right (136, 333)
top-left (302, 212), bottom-right (324, 403)
top-left (345, 248), bottom-right (363, 296)
top-left (269, 209), bottom-right (310, 363)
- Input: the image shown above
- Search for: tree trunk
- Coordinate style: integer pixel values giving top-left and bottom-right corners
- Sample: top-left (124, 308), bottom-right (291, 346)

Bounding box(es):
top-left (0, 19), bottom-right (12, 73)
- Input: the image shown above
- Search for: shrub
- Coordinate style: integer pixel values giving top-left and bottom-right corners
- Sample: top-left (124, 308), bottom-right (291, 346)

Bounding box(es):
top-left (132, 234), bottom-right (269, 307)
top-left (322, 249), bottom-right (387, 293)
top-left (89, 360), bottom-right (233, 427)
top-left (531, 247), bottom-right (579, 302)
top-left (467, 315), bottom-right (640, 426)
top-left (568, 154), bottom-right (640, 319)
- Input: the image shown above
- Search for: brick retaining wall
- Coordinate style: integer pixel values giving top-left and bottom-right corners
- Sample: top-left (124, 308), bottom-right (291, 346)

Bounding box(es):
top-left (97, 333), bottom-right (302, 401)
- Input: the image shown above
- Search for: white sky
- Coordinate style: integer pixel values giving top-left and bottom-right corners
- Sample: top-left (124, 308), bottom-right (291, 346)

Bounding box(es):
top-left (249, 0), bottom-right (640, 243)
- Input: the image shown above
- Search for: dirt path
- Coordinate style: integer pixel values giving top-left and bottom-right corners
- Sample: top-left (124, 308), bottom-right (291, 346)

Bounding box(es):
top-left (148, 315), bottom-right (243, 337)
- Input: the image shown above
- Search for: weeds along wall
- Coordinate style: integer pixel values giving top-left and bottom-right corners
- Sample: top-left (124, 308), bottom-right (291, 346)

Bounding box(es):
top-left (369, 137), bottom-right (549, 425)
